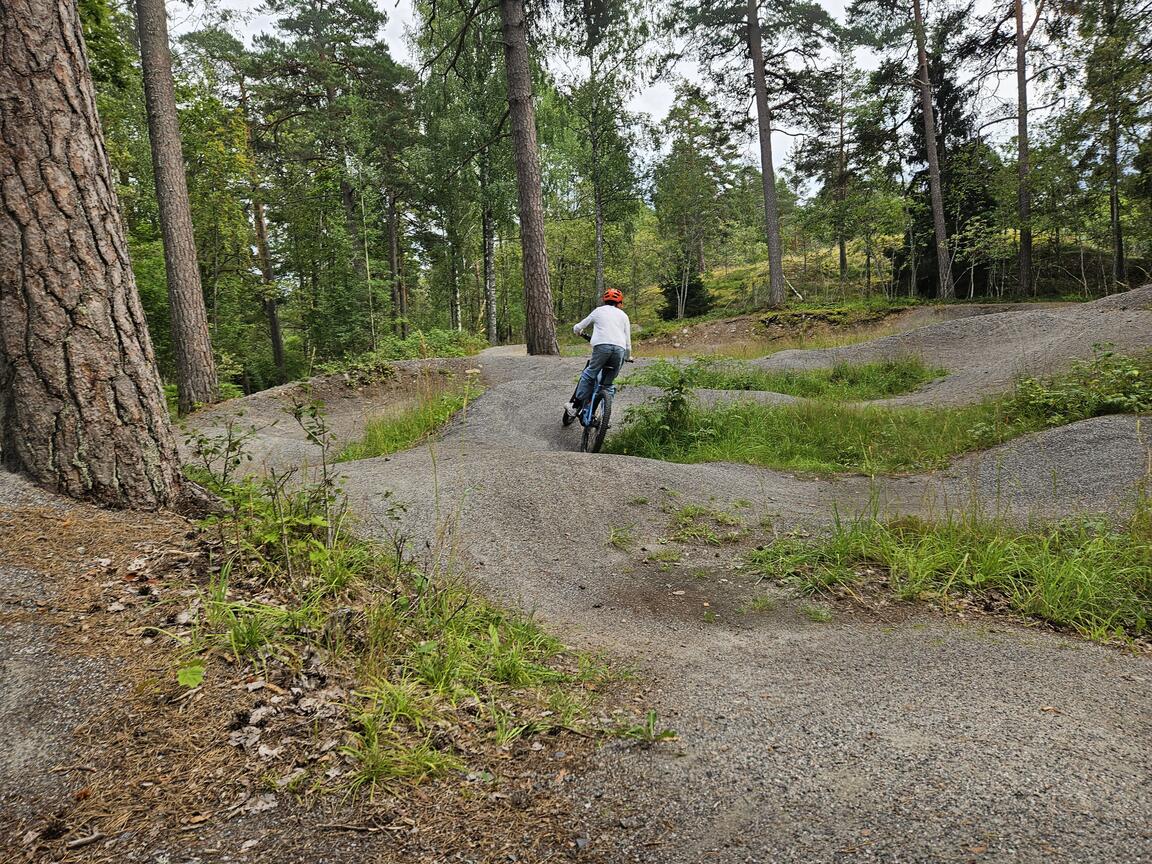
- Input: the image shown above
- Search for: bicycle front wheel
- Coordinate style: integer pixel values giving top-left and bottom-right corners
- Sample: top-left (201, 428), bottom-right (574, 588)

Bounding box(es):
top-left (581, 395), bottom-right (612, 453)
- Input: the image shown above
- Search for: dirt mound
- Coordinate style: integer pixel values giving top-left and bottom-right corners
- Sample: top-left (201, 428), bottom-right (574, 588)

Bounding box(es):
top-left (755, 303), bottom-right (1152, 405)
top-left (1090, 283), bottom-right (1152, 310)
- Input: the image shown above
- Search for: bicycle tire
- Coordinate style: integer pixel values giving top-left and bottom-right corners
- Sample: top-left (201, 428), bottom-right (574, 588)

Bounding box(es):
top-left (591, 395), bottom-right (612, 452)
top-left (580, 404), bottom-right (596, 452)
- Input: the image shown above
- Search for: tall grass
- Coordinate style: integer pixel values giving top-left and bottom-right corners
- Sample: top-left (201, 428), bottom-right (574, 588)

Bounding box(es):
top-left (608, 348), bottom-right (1152, 474)
top-left (750, 502), bottom-right (1152, 642)
top-left (338, 382), bottom-right (479, 462)
top-left (627, 357), bottom-right (942, 400)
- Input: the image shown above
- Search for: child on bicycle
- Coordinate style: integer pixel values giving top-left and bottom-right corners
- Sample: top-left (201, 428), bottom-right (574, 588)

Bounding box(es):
top-left (565, 288), bottom-right (632, 421)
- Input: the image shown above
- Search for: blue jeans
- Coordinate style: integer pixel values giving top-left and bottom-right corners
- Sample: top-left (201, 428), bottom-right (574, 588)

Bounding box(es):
top-left (574, 344), bottom-right (626, 406)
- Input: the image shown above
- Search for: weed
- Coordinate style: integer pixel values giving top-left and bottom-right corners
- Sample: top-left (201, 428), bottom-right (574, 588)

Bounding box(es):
top-left (741, 594), bottom-right (778, 613)
top-left (181, 404), bottom-right (618, 798)
top-left (608, 525), bottom-right (636, 551)
top-left (702, 610), bottom-right (719, 623)
top-left (800, 603), bottom-right (834, 623)
top-left (628, 497), bottom-right (650, 506)
top-left (646, 548), bottom-right (683, 564)
top-left (611, 349), bottom-right (1152, 475)
top-left (614, 709), bottom-right (678, 746)
top-left (669, 505), bottom-right (746, 545)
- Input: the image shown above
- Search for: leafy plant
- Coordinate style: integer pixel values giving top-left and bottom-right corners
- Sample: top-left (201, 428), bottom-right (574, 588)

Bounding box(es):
top-left (615, 709), bottom-right (678, 746)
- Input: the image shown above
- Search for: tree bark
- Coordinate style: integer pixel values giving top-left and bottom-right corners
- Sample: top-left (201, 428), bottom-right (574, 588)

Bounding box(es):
top-left (911, 0), bottom-right (955, 300)
top-left (746, 0), bottom-right (786, 308)
top-left (499, 0), bottom-right (559, 354)
top-left (1015, 0), bottom-right (1032, 296)
top-left (387, 191), bottom-right (406, 338)
top-left (134, 0), bottom-right (218, 412)
top-left (0, 0), bottom-right (181, 508)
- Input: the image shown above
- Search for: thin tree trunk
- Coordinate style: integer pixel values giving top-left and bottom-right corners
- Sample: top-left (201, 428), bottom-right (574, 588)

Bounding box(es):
top-left (482, 202), bottom-right (498, 344)
top-left (1, 0), bottom-right (181, 508)
top-left (387, 191), bottom-right (405, 338)
top-left (1015, 0), bottom-right (1032, 296)
top-left (588, 53), bottom-right (607, 298)
top-left (252, 200), bottom-right (286, 381)
top-left (1108, 110), bottom-right (1127, 290)
top-left (837, 71), bottom-right (848, 290)
top-left (746, 0), bottom-right (785, 308)
top-left (135, 0), bottom-right (218, 412)
top-left (911, 0), bottom-right (955, 300)
top-left (499, 0), bottom-right (558, 354)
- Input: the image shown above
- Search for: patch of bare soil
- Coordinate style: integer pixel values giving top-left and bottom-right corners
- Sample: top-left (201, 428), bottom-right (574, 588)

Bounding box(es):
top-left (0, 475), bottom-right (617, 863)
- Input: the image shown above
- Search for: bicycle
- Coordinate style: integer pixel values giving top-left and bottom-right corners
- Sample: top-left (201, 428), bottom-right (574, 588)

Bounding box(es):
top-left (562, 334), bottom-right (631, 453)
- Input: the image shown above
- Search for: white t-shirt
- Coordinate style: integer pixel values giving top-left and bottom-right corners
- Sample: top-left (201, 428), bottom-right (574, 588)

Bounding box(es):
top-left (574, 305), bottom-right (632, 354)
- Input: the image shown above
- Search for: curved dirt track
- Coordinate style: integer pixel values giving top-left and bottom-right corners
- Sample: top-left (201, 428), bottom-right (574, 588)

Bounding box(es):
top-left (202, 290), bottom-right (1152, 863)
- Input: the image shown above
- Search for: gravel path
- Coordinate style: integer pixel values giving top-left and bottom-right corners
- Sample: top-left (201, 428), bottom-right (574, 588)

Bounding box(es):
top-left (194, 290), bottom-right (1152, 862)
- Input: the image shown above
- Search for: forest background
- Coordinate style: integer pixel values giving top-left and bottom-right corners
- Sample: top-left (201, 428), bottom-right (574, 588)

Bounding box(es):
top-left (78, 0), bottom-right (1152, 397)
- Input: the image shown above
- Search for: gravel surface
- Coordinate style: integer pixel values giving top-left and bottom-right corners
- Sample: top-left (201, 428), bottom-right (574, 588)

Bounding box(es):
top-left (128, 289), bottom-right (1152, 859)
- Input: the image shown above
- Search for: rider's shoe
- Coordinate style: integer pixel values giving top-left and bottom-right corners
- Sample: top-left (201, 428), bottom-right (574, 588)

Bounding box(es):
top-left (564, 401), bottom-right (579, 420)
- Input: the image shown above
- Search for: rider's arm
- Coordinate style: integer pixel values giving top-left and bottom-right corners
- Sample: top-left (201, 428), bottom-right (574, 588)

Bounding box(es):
top-left (625, 316), bottom-right (633, 359)
top-left (573, 310), bottom-right (595, 336)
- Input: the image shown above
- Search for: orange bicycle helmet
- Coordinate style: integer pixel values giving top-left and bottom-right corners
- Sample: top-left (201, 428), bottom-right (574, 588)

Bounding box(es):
top-left (602, 288), bottom-right (624, 304)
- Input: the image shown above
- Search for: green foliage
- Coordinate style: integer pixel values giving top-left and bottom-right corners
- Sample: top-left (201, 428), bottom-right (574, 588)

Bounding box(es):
top-left (610, 350), bottom-right (1152, 474)
top-left (337, 382), bottom-right (481, 462)
top-left (1003, 347), bottom-right (1152, 427)
top-left (613, 709), bottom-right (677, 745)
top-left (751, 502), bottom-right (1152, 642)
top-left (627, 357), bottom-right (942, 400)
top-left (179, 409), bottom-right (615, 795)
top-left (322, 331), bottom-right (488, 384)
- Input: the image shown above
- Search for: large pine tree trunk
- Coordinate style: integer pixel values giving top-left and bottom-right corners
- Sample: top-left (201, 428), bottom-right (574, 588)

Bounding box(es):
top-left (134, 0), bottom-right (218, 412)
top-left (746, 0), bottom-right (786, 308)
top-left (1015, 0), bottom-right (1032, 296)
top-left (911, 0), bottom-right (955, 300)
top-left (0, 0), bottom-right (181, 508)
top-left (499, 0), bottom-right (559, 354)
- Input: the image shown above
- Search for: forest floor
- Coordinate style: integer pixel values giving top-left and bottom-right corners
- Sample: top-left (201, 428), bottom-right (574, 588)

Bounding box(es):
top-left (4, 287), bottom-right (1152, 862)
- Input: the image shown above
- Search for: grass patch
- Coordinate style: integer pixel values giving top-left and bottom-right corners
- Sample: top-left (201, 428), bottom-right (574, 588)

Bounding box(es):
top-left (321, 329), bottom-right (487, 378)
top-left (750, 503), bottom-right (1152, 642)
top-left (668, 504), bottom-right (746, 545)
top-left (338, 382), bottom-right (480, 461)
top-left (608, 347), bottom-right (1152, 475)
top-left (626, 357), bottom-right (942, 401)
top-left (181, 409), bottom-right (615, 796)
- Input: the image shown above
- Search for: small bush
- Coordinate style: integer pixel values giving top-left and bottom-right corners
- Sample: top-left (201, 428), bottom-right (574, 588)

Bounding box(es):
top-left (1003, 346), bottom-right (1152, 427)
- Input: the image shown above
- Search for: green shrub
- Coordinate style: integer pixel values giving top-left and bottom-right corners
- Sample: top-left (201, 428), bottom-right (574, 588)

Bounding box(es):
top-left (1003, 346), bottom-right (1152, 427)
